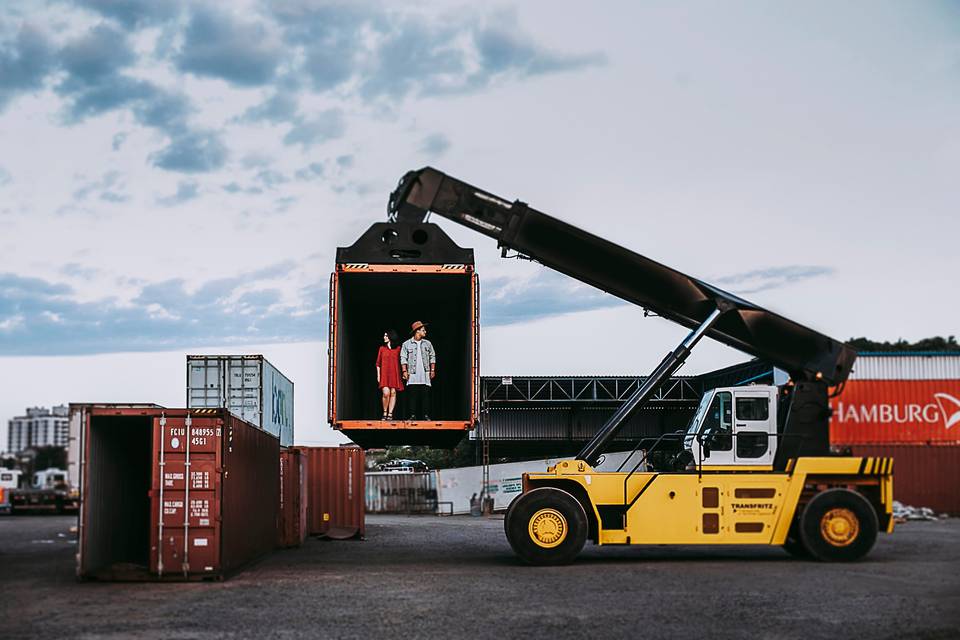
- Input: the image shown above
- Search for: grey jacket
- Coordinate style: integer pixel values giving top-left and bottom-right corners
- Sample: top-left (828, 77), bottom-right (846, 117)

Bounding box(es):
top-left (400, 338), bottom-right (436, 375)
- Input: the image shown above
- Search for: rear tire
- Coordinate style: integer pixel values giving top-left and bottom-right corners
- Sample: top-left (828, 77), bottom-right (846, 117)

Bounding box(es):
top-left (799, 488), bottom-right (878, 562)
top-left (505, 487), bottom-right (587, 566)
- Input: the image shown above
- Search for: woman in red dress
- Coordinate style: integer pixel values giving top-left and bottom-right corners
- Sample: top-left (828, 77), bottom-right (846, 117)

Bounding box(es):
top-left (376, 329), bottom-right (404, 420)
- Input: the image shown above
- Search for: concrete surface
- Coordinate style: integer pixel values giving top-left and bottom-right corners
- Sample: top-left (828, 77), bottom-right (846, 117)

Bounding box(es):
top-left (1, 514), bottom-right (958, 639)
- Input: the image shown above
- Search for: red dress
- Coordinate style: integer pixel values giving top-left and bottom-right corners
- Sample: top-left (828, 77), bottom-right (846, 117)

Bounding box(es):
top-left (376, 346), bottom-right (404, 390)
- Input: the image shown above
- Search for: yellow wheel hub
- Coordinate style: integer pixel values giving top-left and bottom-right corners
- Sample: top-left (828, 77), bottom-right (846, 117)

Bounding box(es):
top-left (821, 508), bottom-right (859, 547)
top-left (528, 508), bottom-right (567, 548)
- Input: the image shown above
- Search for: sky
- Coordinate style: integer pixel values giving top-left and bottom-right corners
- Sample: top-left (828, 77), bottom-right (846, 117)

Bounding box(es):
top-left (1, 1), bottom-right (958, 450)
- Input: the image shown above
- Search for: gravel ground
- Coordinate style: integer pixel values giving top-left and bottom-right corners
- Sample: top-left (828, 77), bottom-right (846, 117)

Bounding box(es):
top-left (1, 513), bottom-right (958, 639)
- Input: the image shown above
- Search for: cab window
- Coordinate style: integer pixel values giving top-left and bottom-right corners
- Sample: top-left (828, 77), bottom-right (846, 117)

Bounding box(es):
top-left (700, 391), bottom-right (732, 451)
top-left (736, 397), bottom-right (769, 421)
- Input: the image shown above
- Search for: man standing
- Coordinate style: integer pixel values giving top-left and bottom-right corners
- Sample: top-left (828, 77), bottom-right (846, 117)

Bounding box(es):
top-left (401, 320), bottom-right (436, 421)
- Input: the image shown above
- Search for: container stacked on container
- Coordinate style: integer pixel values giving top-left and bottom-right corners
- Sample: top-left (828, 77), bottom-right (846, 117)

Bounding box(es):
top-left (296, 446), bottom-right (365, 539)
top-left (329, 222), bottom-right (479, 448)
top-left (829, 353), bottom-right (960, 514)
top-left (77, 405), bottom-right (279, 581)
top-left (278, 448), bottom-right (308, 548)
top-left (187, 355), bottom-right (294, 446)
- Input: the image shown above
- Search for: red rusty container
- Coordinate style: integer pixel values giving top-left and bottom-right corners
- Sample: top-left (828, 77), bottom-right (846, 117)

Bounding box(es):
top-left (296, 446), bottom-right (365, 539)
top-left (830, 380), bottom-right (960, 445)
top-left (849, 444), bottom-right (960, 515)
top-left (278, 448), bottom-right (308, 548)
top-left (77, 405), bottom-right (278, 581)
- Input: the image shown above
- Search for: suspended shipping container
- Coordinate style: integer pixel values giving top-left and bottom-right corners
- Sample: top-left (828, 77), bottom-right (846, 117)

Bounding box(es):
top-left (278, 448), bottom-right (308, 548)
top-left (186, 355), bottom-right (294, 446)
top-left (77, 406), bottom-right (279, 581)
top-left (849, 444), bottom-right (960, 515)
top-left (830, 354), bottom-right (960, 445)
top-left (296, 446), bottom-right (365, 539)
top-left (365, 471), bottom-right (438, 514)
top-left (329, 221), bottom-right (479, 448)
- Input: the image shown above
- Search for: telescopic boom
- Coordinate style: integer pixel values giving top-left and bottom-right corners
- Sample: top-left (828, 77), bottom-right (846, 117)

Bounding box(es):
top-left (388, 167), bottom-right (856, 464)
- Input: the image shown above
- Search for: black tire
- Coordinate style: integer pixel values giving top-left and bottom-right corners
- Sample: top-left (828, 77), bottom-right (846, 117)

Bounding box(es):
top-left (504, 487), bottom-right (587, 566)
top-left (782, 522), bottom-right (810, 558)
top-left (799, 488), bottom-right (878, 562)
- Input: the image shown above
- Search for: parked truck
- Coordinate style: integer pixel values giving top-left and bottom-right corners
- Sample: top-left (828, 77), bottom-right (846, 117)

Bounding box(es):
top-left (8, 467), bottom-right (78, 514)
top-left (386, 167), bottom-right (892, 564)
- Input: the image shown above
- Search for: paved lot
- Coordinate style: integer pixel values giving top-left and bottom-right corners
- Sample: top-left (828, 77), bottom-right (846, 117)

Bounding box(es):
top-left (1, 514), bottom-right (958, 639)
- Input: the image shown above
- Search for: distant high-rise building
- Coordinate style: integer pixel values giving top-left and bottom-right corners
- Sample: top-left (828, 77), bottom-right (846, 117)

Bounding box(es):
top-left (7, 406), bottom-right (70, 453)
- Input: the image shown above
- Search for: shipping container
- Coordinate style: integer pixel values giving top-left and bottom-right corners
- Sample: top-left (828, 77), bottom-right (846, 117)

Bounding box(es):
top-left (829, 353), bottom-right (960, 445)
top-left (329, 222), bottom-right (479, 448)
top-left (365, 471), bottom-right (438, 513)
top-left (278, 449), bottom-right (308, 548)
top-left (296, 446), bottom-right (365, 539)
top-left (849, 444), bottom-right (960, 515)
top-left (77, 405), bottom-right (278, 581)
top-left (187, 355), bottom-right (294, 446)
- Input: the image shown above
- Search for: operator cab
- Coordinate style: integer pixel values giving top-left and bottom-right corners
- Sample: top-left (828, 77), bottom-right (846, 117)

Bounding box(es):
top-left (684, 386), bottom-right (778, 467)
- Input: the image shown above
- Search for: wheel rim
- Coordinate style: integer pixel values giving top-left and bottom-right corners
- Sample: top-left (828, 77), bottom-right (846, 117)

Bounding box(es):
top-left (820, 507), bottom-right (859, 547)
top-left (528, 508), bottom-right (567, 548)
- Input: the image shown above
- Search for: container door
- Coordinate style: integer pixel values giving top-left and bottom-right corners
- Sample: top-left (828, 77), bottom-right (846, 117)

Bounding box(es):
top-left (151, 414), bottom-right (222, 577)
top-left (187, 358), bottom-right (225, 410)
top-left (328, 272), bottom-right (339, 424)
top-left (226, 357), bottom-right (262, 428)
top-left (733, 389), bottom-right (775, 465)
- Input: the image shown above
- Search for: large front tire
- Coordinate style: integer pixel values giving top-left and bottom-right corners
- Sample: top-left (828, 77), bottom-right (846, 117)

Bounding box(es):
top-left (799, 488), bottom-right (878, 562)
top-left (505, 487), bottom-right (587, 566)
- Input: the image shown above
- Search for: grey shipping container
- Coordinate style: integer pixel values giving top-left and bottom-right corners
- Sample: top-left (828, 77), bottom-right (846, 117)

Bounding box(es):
top-left (187, 355), bottom-right (294, 446)
top-left (365, 471), bottom-right (438, 514)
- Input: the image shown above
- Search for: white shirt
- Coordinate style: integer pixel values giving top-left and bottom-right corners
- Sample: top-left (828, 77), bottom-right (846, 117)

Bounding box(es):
top-left (407, 339), bottom-right (431, 387)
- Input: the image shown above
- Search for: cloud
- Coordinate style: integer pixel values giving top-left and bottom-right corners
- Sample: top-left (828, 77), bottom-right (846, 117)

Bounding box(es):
top-left (0, 23), bottom-right (56, 111)
top-left (283, 109), bottom-right (346, 148)
top-left (714, 265), bottom-right (835, 294)
top-left (0, 166), bottom-right (10, 186)
top-left (481, 269), bottom-right (626, 326)
top-left (72, 171), bottom-right (128, 203)
top-left (150, 130), bottom-right (228, 173)
top-left (0, 262), bottom-right (325, 355)
top-left (74, 0), bottom-right (182, 29)
top-left (59, 263), bottom-right (100, 279)
top-left (59, 23), bottom-right (135, 81)
top-left (175, 6), bottom-right (284, 87)
top-left (157, 180), bottom-right (200, 206)
top-left (240, 91), bottom-right (299, 124)
top-left (419, 133), bottom-right (450, 157)
top-left (294, 162), bottom-right (324, 181)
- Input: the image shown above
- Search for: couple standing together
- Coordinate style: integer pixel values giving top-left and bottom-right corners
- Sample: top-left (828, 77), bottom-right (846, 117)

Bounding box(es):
top-left (376, 320), bottom-right (436, 421)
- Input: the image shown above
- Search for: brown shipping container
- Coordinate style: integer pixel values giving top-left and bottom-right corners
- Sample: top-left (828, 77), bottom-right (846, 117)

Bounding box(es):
top-left (849, 444), bottom-right (960, 515)
top-left (278, 449), bottom-right (308, 548)
top-left (296, 446), bottom-right (365, 539)
top-left (830, 379), bottom-right (960, 445)
top-left (77, 406), bottom-right (278, 581)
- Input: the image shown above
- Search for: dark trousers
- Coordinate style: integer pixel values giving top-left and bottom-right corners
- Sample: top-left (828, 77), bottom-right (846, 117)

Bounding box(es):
top-left (406, 384), bottom-right (431, 419)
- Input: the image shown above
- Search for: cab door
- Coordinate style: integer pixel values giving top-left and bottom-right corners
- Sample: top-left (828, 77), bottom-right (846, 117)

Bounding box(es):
top-left (733, 389), bottom-right (775, 466)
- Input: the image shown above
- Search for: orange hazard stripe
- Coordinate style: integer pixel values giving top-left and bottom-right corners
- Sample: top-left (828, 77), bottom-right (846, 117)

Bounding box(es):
top-left (337, 263), bottom-right (472, 274)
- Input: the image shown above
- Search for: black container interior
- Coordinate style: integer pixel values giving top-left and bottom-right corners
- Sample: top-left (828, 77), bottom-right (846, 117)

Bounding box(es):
top-left (82, 415), bottom-right (153, 577)
top-left (335, 272), bottom-right (473, 422)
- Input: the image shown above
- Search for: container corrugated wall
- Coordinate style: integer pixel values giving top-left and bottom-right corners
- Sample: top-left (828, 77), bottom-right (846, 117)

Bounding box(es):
top-left (850, 354), bottom-right (960, 380)
top-left (850, 444), bottom-right (960, 515)
top-left (830, 379), bottom-right (960, 444)
top-left (365, 472), bottom-right (438, 513)
top-left (278, 449), bottom-right (308, 548)
top-left (296, 446), bottom-right (365, 539)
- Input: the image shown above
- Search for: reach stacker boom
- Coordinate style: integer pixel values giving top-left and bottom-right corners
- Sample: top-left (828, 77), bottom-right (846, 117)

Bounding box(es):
top-left (388, 167), bottom-right (893, 564)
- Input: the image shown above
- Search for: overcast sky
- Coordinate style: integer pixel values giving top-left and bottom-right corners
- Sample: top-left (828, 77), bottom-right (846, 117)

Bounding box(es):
top-left (1, 1), bottom-right (958, 450)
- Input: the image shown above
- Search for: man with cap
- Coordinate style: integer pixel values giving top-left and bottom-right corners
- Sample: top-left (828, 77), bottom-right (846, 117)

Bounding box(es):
top-left (400, 320), bottom-right (436, 420)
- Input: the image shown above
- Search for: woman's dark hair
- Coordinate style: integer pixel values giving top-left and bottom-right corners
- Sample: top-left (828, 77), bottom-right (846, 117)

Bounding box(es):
top-left (384, 329), bottom-right (400, 346)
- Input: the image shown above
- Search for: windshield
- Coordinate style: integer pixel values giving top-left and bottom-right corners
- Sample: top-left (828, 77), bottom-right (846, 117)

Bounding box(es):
top-left (685, 392), bottom-right (714, 436)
